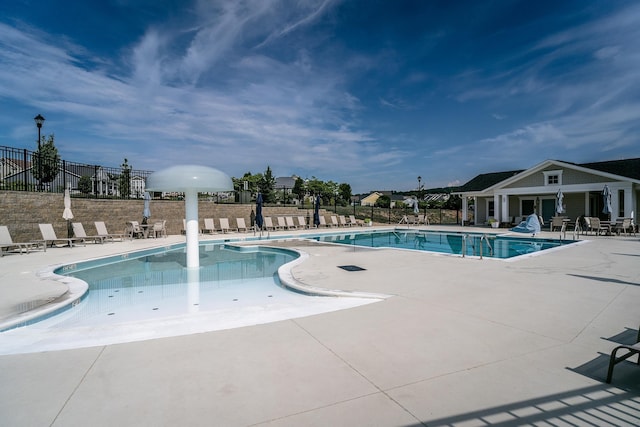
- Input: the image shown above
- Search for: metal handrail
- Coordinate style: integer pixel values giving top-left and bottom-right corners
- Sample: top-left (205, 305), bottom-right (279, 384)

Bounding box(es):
top-left (480, 234), bottom-right (493, 259)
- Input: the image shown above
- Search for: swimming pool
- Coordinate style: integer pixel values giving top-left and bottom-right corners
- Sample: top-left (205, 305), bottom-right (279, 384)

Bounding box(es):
top-left (311, 230), bottom-right (576, 259)
top-left (0, 242), bottom-right (383, 354)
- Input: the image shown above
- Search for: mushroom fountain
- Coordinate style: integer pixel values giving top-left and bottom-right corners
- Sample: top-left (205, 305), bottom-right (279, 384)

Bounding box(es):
top-left (146, 165), bottom-right (233, 269)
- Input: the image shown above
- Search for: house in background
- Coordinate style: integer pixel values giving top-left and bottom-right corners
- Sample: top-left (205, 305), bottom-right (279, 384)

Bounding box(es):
top-left (455, 158), bottom-right (640, 226)
top-left (360, 191), bottom-right (383, 206)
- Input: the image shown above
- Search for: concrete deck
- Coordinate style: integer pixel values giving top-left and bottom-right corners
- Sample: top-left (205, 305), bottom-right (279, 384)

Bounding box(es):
top-left (1, 225), bottom-right (639, 426)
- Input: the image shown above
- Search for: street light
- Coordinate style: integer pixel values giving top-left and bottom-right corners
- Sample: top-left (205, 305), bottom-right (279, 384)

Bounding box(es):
top-left (34, 114), bottom-right (45, 191)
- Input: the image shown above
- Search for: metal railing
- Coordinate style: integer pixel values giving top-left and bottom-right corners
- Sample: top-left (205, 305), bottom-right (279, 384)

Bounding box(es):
top-left (1, 145), bottom-right (153, 198)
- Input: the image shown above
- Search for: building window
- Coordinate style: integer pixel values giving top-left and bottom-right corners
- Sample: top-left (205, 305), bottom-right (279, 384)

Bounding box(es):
top-left (543, 170), bottom-right (563, 186)
top-left (619, 190), bottom-right (625, 217)
top-left (488, 200), bottom-right (495, 217)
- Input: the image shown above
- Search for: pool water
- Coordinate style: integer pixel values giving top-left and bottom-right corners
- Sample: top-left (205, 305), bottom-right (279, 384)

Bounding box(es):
top-left (0, 242), bottom-right (380, 354)
top-left (311, 230), bottom-right (575, 259)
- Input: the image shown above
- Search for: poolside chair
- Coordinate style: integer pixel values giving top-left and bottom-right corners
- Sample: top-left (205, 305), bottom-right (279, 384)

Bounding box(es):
top-left (236, 218), bottom-right (248, 232)
top-left (94, 221), bottom-right (124, 241)
top-left (550, 216), bottom-right (565, 232)
top-left (276, 216), bottom-right (287, 230)
top-left (589, 217), bottom-right (609, 236)
top-left (263, 217), bottom-right (275, 231)
top-left (606, 325), bottom-right (640, 383)
top-left (219, 218), bottom-right (236, 233)
top-left (0, 225), bottom-right (45, 256)
top-left (319, 216), bottom-right (329, 227)
top-left (72, 222), bottom-right (106, 244)
top-left (339, 215), bottom-right (350, 227)
top-left (125, 221), bottom-right (144, 239)
top-left (330, 215), bottom-right (339, 227)
top-left (38, 223), bottom-right (85, 248)
top-left (150, 220), bottom-right (167, 238)
top-left (203, 218), bottom-right (216, 234)
top-left (297, 216), bottom-right (308, 229)
top-left (614, 218), bottom-right (635, 236)
top-left (349, 215), bottom-right (363, 227)
top-left (285, 216), bottom-right (297, 230)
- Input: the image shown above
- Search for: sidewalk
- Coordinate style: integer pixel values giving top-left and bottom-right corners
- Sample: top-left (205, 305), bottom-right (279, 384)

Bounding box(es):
top-left (1, 226), bottom-right (639, 426)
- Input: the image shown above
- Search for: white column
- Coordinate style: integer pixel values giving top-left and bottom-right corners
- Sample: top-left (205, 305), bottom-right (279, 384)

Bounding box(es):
top-left (501, 194), bottom-right (509, 223)
top-left (184, 188), bottom-right (200, 269)
top-left (624, 187), bottom-right (633, 217)
top-left (494, 194), bottom-right (500, 222)
top-left (584, 192), bottom-right (590, 216)
top-left (462, 197), bottom-right (468, 224)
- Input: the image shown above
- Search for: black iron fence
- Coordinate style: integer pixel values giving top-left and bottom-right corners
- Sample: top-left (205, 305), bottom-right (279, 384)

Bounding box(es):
top-left (1, 145), bottom-right (154, 198)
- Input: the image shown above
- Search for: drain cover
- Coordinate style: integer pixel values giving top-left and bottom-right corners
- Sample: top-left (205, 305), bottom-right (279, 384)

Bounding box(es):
top-left (338, 265), bottom-right (366, 272)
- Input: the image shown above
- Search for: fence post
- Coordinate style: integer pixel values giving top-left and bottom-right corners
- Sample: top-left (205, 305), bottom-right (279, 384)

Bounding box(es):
top-left (23, 149), bottom-right (29, 191)
top-left (62, 159), bottom-right (67, 190)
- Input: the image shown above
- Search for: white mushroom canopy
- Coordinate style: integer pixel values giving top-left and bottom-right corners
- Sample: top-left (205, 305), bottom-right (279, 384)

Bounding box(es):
top-left (146, 165), bottom-right (233, 192)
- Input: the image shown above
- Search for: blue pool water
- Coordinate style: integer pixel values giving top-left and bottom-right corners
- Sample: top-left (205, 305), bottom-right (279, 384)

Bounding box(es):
top-left (311, 230), bottom-right (575, 259)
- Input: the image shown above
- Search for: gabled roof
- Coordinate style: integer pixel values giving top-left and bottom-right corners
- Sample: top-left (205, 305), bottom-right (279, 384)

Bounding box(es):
top-left (456, 170), bottom-right (523, 192)
top-left (577, 158), bottom-right (640, 181)
top-left (456, 157), bottom-right (640, 194)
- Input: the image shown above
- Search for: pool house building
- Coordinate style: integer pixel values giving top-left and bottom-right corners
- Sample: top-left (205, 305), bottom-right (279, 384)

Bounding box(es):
top-left (455, 158), bottom-right (640, 226)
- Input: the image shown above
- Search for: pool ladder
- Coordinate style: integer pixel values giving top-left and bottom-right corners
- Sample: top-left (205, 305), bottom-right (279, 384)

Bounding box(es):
top-left (461, 234), bottom-right (493, 259)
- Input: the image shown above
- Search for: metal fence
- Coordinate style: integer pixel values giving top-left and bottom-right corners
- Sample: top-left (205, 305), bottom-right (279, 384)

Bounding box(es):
top-left (1, 145), bottom-right (154, 198)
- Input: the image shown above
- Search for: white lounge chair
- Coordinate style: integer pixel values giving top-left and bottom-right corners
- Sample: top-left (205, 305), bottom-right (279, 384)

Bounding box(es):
top-left (330, 215), bottom-right (339, 227)
top-left (276, 216), bottom-right (287, 230)
top-left (349, 215), bottom-right (363, 226)
top-left (203, 218), bottom-right (216, 234)
top-left (319, 216), bottom-right (329, 227)
top-left (38, 223), bottom-right (85, 247)
top-left (297, 216), bottom-right (308, 229)
top-left (339, 215), bottom-right (349, 227)
top-left (285, 216), bottom-right (297, 229)
top-left (72, 222), bottom-right (106, 244)
top-left (219, 218), bottom-right (236, 233)
top-left (94, 221), bottom-right (124, 241)
top-left (263, 217), bottom-right (275, 230)
top-left (0, 225), bottom-right (45, 256)
top-left (236, 218), bottom-right (248, 232)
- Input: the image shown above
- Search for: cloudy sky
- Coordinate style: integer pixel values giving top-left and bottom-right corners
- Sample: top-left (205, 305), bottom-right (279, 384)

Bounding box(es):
top-left (1, 1), bottom-right (639, 193)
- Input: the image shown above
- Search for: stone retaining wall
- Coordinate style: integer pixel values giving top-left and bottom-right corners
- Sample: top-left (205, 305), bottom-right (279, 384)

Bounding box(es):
top-left (0, 191), bottom-right (323, 242)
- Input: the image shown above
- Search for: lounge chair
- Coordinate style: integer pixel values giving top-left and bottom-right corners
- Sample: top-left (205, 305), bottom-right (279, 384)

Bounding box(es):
top-left (349, 215), bottom-right (363, 226)
top-left (203, 218), bottom-right (216, 234)
top-left (276, 216), bottom-right (287, 230)
top-left (330, 215), bottom-right (340, 227)
top-left (319, 216), bottom-right (329, 227)
top-left (606, 326), bottom-right (640, 383)
top-left (219, 218), bottom-right (236, 233)
top-left (150, 220), bottom-right (167, 238)
top-left (339, 215), bottom-right (349, 227)
top-left (285, 216), bottom-right (297, 229)
top-left (297, 216), bottom-right (308, 229)
top-left (263, 217), bottom-right (275, 231)
top-left (72, 222), bottom-right (106, 244)
top-left (0, 225), bottom-right (45, 256)
top-left (614, 218), bottom-right (636, 236)
top-left (589, 217), bottom-right (609, 235)
top-left (94, 221), bottom-right (124, 241)
top-left (38, 223), bottom-right (85, 247)
top-left (236, 218), bottom-right (248, 232)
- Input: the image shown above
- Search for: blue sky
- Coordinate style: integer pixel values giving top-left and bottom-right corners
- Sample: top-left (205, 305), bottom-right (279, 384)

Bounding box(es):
top-left (1, 1), bottom-right (639, 193)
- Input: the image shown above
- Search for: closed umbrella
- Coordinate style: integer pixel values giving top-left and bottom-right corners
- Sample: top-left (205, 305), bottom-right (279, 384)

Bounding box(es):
top-left (62, 188), bottom-right (74, 238)
top-left (255, 193), bottom-right (264, 231)
top-left (602, 185), bottom-right (612, 218)
top-left (143, 191), bottom-right (151, 223)
top-left (313, 195), bottom-right (321, 227)
top-left (555, 188), bottom-right (564, 214)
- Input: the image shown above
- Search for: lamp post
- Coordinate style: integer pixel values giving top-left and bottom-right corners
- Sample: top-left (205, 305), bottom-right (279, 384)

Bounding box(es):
top-left (34, 114), bottom-right (45, 191)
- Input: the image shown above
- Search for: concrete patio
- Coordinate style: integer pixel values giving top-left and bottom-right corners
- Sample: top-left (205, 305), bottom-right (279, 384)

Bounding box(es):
top-left (1, 225), bottom-right (639, 426)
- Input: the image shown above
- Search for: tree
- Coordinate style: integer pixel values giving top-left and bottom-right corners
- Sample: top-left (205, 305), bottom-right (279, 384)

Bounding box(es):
top-left (338, 183), bottom-right (352, 206)
top-left (33, 134), bottom-right (60, 189)
top-left (376, 194), bottom-right (390, 208)
top-left (293, 177), bottom-right (305, 202)
top-left (78, 175), bottom-right (93, 195)
top-left (119, 158), bottom-right (132, 199)
top-left (258, 166), bottom-right (276, 203)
